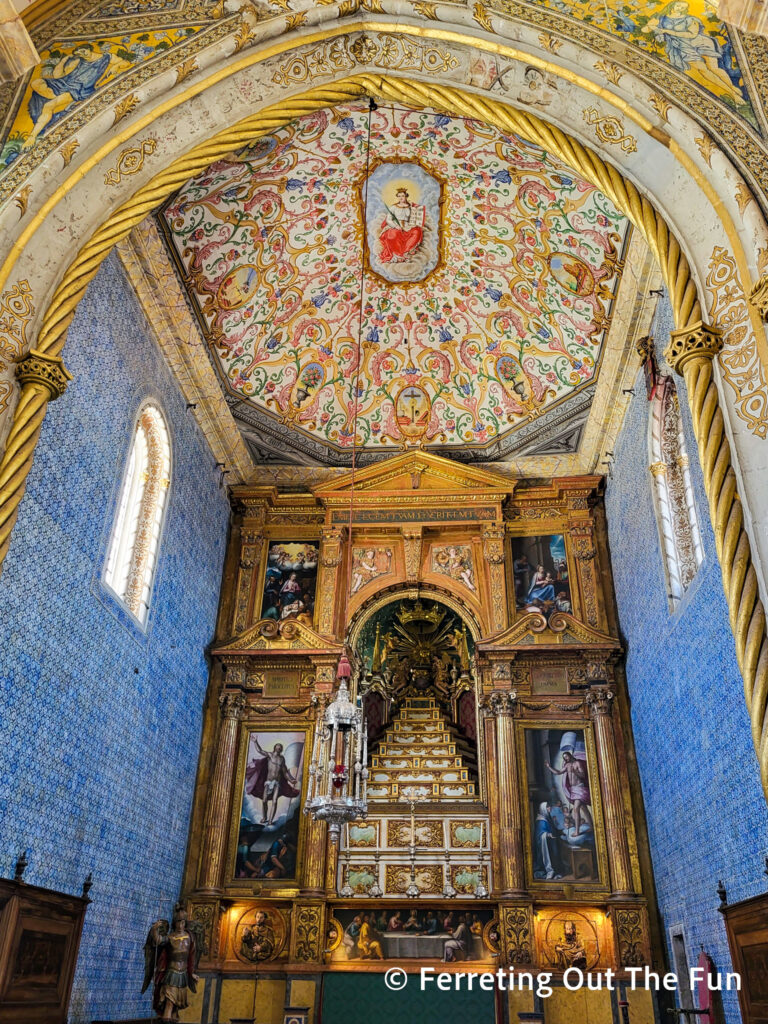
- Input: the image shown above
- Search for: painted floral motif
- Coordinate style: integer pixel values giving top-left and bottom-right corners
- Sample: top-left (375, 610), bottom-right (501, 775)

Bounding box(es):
top-left (161, 103), bottom-right (628, 456)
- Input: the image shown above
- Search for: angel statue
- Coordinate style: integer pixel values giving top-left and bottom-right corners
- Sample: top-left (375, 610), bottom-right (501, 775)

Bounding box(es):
top-left (142, 903), bottom-right (204, 1021)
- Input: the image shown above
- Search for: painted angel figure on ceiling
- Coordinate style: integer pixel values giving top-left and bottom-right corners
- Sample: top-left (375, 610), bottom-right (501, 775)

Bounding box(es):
top-left (378, 187), bottom-right (426, 264)
top-left (142, 904), bottom-right (203, 1022)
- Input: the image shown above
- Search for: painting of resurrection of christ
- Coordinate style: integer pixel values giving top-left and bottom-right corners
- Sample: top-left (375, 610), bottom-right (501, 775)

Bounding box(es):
top-left (365, 161), bottom-right (442, 283)
top-left (525, 727), bottom-right (600, 884)
top-left (234, 730), bottom-right (306, 882)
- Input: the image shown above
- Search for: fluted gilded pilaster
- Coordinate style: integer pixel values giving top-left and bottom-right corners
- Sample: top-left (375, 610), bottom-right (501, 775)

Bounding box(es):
top-left (665, 324), bottom-right (768, 798)
top-left (484, 691), bottom-right (526, 895)
top-left (197, 691), bottom-right (246, 893)
top-left (586, 687), bottom-right (634, 897)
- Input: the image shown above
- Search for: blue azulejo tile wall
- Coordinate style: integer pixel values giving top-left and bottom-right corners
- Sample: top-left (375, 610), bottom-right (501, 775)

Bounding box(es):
top-left (0, 252), bottom-right (230, 1022)
top-left (605, 297), bottom-right (768, 1024)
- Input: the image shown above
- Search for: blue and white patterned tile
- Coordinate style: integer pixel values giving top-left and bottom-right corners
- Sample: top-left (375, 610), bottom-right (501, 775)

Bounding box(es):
top-left (0, 252), bottom-right (229, 1022)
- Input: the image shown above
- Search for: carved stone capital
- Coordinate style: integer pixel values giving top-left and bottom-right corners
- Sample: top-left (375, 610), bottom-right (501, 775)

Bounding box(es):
top-left (15, 349), bottom-right (73, 399)
top-left (586, 685), bottom-right (614, 717)
top-left (664, 321), bottom-right (723, 374)
top-left (219, 690), bottom-right (247, 720)
top-left (481, 689), bottom-right (518, 717)
top-left (482, 522), bottom-right (506, 564)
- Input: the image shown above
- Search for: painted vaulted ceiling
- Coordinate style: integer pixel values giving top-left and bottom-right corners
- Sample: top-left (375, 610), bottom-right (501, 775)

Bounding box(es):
top-left (158, 102), bottom-right (630, 464)
top-left (0, 0), bottom-right (764, 208)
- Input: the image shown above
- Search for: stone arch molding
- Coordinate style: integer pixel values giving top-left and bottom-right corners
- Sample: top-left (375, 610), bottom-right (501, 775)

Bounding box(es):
top-left (1, 40), bottom-right (768, 799)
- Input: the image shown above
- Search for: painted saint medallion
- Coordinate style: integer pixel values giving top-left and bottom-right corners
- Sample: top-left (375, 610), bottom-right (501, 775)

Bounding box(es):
top-left (365, 161), bottom-right (442, 283)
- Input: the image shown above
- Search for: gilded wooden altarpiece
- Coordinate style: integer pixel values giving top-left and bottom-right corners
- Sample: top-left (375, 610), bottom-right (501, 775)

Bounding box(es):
top-left (181, 452), bottom-right (657, 1018)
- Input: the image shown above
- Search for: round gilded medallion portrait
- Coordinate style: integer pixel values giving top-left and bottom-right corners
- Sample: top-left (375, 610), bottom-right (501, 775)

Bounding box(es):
top-left (217, 264), bottom-right (259, 310)
top-left (548, 253), bottom-right (595, 297)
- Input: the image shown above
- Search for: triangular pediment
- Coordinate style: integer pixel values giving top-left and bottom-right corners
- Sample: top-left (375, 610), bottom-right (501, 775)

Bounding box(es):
top-left (213, 618), bottom-right (344, 655)
top-left (312, 452), bottom-right (514, 500)
top-left (478, 611), bottom-right (621, 652)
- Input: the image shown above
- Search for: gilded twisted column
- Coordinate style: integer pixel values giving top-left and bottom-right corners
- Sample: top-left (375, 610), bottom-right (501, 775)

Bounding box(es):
top-left (586, 687), bottom-right (634, 897)
top-left (197, 691), bottom-right (246, 893)
top-left (665, 324), bottom-right (768, 798)
top-left (0, 351), bottom-right (71, 563)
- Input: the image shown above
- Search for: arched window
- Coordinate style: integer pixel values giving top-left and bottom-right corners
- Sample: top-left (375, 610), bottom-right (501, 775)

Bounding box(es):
top-left (105, 403), bottom-right (171, 624)
top-left (649, 376), bottom-right (703, 610)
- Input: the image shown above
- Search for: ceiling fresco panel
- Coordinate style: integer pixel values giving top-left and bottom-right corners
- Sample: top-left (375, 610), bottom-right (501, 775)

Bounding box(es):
top-left (158, 102), bottom-right (630, 463)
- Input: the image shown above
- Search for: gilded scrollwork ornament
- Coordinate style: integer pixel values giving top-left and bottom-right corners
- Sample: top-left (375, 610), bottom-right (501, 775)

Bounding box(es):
top-left (613, 907), bottom-right (649, 968)
top-left (499, 904), bottom-right (533, 966)
top-left (291, 903), bottom-right (324, 963)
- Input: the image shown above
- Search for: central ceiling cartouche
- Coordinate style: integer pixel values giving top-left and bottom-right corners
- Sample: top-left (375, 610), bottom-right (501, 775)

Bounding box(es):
top-left (160, 102), bottom-right (629, 465)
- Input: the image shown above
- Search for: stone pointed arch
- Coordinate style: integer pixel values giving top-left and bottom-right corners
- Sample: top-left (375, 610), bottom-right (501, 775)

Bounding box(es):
top-left (0, 69), bottom-right (767, 802)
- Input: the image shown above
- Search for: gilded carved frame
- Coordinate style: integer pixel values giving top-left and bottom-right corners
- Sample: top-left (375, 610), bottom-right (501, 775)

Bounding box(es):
top-left (226, 718), bottom-right (314, 896)
top-left (516, 718), bottom-right (611, 894)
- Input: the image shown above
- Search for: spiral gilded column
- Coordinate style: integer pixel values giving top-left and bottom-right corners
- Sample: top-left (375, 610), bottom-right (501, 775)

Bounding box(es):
top-left (197, 691), bottom-right (246, 893)
top-left (0, 351), bottom-right (71, 564)
top-left (665, 324), bottom-right (768, 799)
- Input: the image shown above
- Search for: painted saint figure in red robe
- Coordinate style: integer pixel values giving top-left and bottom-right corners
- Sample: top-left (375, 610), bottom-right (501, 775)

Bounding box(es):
top-left (378, 187), bottom-right (425, 264)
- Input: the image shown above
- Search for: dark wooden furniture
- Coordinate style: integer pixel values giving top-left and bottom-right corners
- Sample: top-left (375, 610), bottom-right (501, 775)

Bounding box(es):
top-left (720, 890), bottom-right (768, 1024)
top-left (0, 872), bottom-right (91, 1024)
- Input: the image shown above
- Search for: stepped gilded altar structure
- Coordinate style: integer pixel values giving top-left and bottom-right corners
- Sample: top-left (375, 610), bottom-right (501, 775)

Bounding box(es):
top-left (180, 452), bottom-right (659, 1023)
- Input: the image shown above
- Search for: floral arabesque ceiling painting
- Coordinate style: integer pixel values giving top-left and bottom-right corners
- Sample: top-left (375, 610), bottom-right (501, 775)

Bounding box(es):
top-left (159, 102), bottom-right (630, 464)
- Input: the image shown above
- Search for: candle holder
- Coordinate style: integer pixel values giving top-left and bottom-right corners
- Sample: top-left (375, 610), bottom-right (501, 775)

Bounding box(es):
top-left (474, 849), bottom-right (488, 898)
top-left (442, 850), bottom-right (456, 898)
top-left (368, 852), bottom-right (383, 898)
top-left (339, 846), bottom-right (354, 898)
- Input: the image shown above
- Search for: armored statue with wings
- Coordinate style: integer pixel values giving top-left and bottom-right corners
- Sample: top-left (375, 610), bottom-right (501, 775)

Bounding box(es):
top-left (142, 903), bottom-right (204, 1021)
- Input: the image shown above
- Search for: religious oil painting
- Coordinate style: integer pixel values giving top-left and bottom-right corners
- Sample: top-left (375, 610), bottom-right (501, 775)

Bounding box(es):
top-left (327, 907), bottom-right (496, 963)
top-left (234, 729), bottom-right (306, 883)
top-left (524, 727), bottom-right (601, 885)
top-left (512, 534), bottom-right (571, 619)
top-left (365, 161), bottom-right (442, 284)
top-left (260, 541), bottom-right (318, 624)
